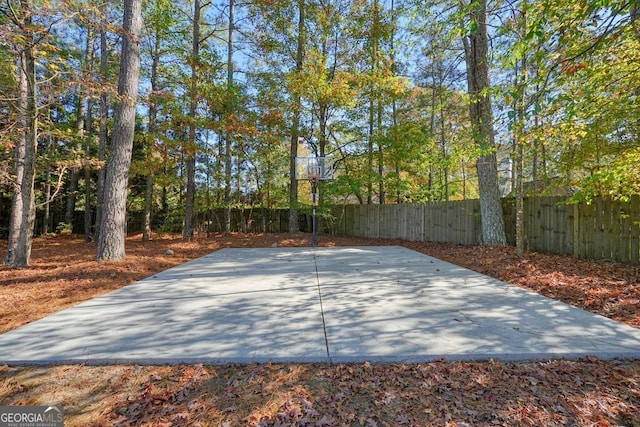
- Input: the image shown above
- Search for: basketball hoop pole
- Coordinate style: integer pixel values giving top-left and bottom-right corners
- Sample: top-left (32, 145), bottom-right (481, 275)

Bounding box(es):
top-left (296, 156), bottom-right (334, 246)
top-left (310, 177), bottom-right (318, 246)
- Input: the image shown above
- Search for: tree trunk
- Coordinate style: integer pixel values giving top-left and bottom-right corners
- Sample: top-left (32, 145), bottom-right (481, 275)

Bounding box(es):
top-left (224, 0), bottom-right (235, 234)
top-left (391, 0), bottom-right (400, 203)
top-left (6, 3), bottom-right (38, 268)
top-left (183, 0), bottom-right (201, 241)
top-left (97, 0), bottom-right (143, 260)
top-left (84, 98), bottom-right (94, 242)
top-left (366, 13), bottom-right (375, 204)
top-left (367, 96), bottom-right (374, 204)
top-left (67, 33), bottom-right (90, 230)
top-left (143, 26), bottom-right (161, 242)
top-left (81, 29), bottom-right (95, 243)
top-left (289, 113), bottom-right (300, 232)
top-left (461, 0), bottom-right (506, 246)
top-left (632, 2), bottom-right (640, 39)
top-left (289, 0), bottom-right (305, 233)
top-left (65, 128), bottom-right (82, 229)
top-left (377, 100), bottom-right (384, 204)
top-left (43, 132), bottom-right (56, 236)
top-left (514, 7), bottom-right (527, 257)
top-left (631, 4), bottom-right (640, 140)
top-left (43, 172), bottom-right (51, 235)
top-left (65, 168), bottom-right (79, 227)
top-left (95, 2), bottom-right (109, 241)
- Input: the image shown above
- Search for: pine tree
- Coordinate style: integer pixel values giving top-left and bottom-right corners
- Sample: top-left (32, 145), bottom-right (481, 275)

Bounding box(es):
top-left (97, 0), bottom-right (143, 260)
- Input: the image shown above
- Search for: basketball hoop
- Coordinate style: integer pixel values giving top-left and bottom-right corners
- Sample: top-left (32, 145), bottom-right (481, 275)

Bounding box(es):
top-left (295, 156), bottom-right (335, 181)
top-left (294, 156), bottom-right (336, 245)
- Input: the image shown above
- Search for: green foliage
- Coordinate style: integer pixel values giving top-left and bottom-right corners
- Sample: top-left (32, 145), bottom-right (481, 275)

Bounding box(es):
top-left (2, 0), bottom-right (640, 241)
top-left (56, 222), bottom-right (73, 235)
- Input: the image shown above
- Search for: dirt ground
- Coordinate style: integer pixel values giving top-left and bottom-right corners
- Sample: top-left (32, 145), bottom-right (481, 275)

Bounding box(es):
top-left (1, 232), bottom-right (639, 426)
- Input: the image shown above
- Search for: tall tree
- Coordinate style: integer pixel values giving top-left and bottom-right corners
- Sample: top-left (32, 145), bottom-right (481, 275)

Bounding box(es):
top-left (183, 0), bottom-right (202, 241)
top-left (95, 0), bottom-right (113, 241)
top-left (223, 0), bottom-right (235, 234)
top-left (97, 0), bottom-right (143, 260)
top-left (289, 0), bottom-right (305, 232)
top-left (460, 0), bottom-right (506, 245)
top-left (140, 0), bottom-right (170, 242)
top-left (4, 0), bottom-right (38, 267)
top-left (142, 28), bottom-right (159, 242)
top-left (245, 0), bottom-right (309, 230)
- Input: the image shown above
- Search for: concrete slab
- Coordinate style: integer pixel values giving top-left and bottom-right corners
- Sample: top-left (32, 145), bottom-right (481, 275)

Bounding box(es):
top-left (1, 246), bottom-right (639, 365)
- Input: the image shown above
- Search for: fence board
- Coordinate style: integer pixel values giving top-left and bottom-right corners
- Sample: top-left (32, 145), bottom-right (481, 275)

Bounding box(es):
top-left (631, 195), bottom-right (640, 265)
top-left (422, 205), bottom-right (431, 242)
top-left (603, 197), bottom-right (613, 260)
top-left (527, 197), bottom-right (539, 251)
top-left (572, 203), bottom-right (579, 259)
top-left (379, 205), bottom-right (393, 239)
top-left (447, 202), bottom-right (458, 243)
top-left (593, 198), bottom-right (604, 260)
top-left (397, 205), bottom-right (407, 240)
top-left (405, 205), bottom-right (423, 240)
top-left (502, 198), bottom-right (515, 246)
top-left (349, 205), bottom-right (359, 236)
top-left (550, 197), bottom-right (571, 255)
top-left (619, 200), bottom-right (631, 264)
top-left (357, 205), bottom-right (368, 237)
top-left (611, 199), bottom-right (623, 262)
top-left (366, 205), bottom-right (379, 238)
top-left (436, 203), bottom-right (443, 242)
top-left (584, 201), bottom-right (596, 260)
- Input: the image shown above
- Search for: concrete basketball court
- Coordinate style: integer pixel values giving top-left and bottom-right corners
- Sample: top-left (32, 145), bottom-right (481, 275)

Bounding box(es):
top-left (1, 246), bottom-right (640, 365)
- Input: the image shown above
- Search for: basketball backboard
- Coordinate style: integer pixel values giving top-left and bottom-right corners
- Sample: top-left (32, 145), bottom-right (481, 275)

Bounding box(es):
top-left (295, 156), bottom-right (335, 181)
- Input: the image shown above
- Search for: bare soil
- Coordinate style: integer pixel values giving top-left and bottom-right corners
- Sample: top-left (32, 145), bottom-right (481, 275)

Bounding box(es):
top-left (1, 232), bottom-right (639, 426)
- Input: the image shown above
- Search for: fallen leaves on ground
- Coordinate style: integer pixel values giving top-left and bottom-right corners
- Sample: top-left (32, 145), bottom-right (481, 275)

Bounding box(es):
top-left (1, 232), bottom-right (639, 426)
top-left (1, 360), bottom-right (639, 426)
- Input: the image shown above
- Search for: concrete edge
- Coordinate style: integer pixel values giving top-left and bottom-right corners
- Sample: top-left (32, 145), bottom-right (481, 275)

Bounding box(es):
top-left (3, 351), bottom-right (640, 367)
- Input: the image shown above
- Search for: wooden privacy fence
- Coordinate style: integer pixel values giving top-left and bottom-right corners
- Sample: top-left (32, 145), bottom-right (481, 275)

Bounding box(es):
top-left (332, 201), bottom-right (482, 245)
top-left (126, 208), bottom-right (301, 234)
top-left (331, 195), bottom-right (640, 265)
top-left (193, 208), bottom-right (294, 234)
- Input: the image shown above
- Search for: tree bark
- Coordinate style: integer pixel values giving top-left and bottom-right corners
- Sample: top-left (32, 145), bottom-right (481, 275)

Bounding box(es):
top-left (366, 2), bottom-right (378, 205)
top-left (43, 165), bottom-right (51, 235)
top-left (289, 0), bottom-right (305, 233)
top-left (514, 6), bottom-right (527, 257)
top-left (65, 90), bottom-right (86, 228)
top-left (461, 0), bottom-right (507, 246)
top-left (67, 26), bottom-right (92, 230)
top-left (142, 31), bottom-right (160, 242)
top-left (65, 168), bottom-right (79, 227)
top-left (5, 0), bottom-right (38, 268)
top-left (224, 0), bottom-right (234, 234)
top-left (632, 2), bottom-right (640, 39)
top-left (183, 0), bottom-right (201, 241)
top-left (79, 27), bottom-right (94, 242)
top-left (95, 2), bottom-right (110, 241)
top-left (97, 0), bottom-right (143, 260)
top-left (84, 98), bottom-right (94, 242)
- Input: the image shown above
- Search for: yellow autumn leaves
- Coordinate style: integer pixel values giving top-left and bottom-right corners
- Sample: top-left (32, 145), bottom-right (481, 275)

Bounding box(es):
top-left (286, 49), bottom-right (409, 109)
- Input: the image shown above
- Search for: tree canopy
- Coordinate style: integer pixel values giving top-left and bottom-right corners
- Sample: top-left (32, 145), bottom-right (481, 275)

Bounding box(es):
top-left (1, 0), bottom-right (639, 263)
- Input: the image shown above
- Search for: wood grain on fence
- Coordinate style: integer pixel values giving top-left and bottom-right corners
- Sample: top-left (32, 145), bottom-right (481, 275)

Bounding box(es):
top-left (631, 195), bottom-right (640, 265)
top-left (182, 197), bottom-right (640, 264)
top-left (335, 196), bottom-right (640, 264)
